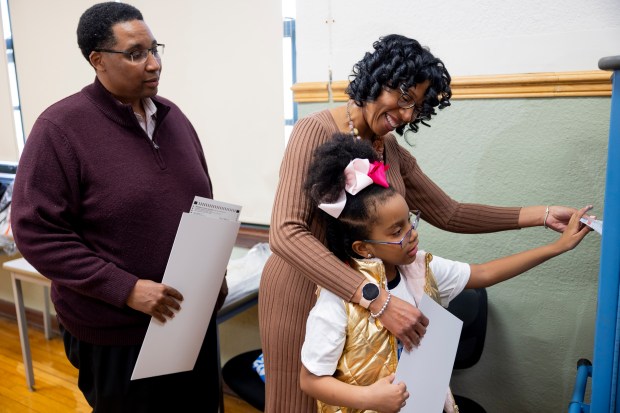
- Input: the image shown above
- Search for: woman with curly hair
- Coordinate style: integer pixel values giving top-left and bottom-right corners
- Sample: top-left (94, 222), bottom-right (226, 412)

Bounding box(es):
top-left (259, 34), bottom-right (577, 412)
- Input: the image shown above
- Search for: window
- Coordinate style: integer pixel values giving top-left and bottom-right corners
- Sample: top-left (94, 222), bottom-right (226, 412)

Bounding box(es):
top-left (1, 0), bottom-right (25, 152)
top-left (282, 0), bottom-right (296, 143)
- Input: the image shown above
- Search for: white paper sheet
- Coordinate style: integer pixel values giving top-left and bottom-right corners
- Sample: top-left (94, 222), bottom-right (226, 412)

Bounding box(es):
top-left (131, 199), bottom-right (241, 380)
top-left (580, 217), bottom-right (603, 235)
top-left (395, 294), bottom-right (463, 413)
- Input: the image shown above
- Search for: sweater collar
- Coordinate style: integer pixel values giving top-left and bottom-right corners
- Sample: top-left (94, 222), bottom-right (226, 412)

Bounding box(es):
top-left (81, 77), bottom-right (170, 128)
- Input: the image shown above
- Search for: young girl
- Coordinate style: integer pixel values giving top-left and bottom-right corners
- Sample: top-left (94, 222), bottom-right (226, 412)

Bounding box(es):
top-left (299, 134), bottom-right (592, 413)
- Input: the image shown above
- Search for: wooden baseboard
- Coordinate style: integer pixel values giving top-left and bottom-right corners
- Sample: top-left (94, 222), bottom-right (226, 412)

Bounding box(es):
top-left (0, 298), bottom-right (60, 335)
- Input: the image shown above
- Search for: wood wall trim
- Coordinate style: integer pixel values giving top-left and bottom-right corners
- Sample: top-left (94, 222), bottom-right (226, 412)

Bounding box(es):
top-left (291, 70), bottom-right (612, 102)
top-left (236, 224), bottom-right (270, 249)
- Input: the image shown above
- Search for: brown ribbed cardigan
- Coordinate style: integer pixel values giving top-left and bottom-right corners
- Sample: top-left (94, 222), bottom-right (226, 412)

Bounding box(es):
top-left (258, 109), bottom-right (520, 413)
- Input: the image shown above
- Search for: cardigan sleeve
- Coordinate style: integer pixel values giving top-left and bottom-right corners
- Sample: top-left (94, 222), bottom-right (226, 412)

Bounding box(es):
top-left (390, 137), bottom-right (522, 233)
top-left (269, 113), bottom-right (368, 302)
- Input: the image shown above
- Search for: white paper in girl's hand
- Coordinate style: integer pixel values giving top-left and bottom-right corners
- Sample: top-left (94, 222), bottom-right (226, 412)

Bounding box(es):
top-left (395, 294), bottom-right (463, 413)
top-left (580, 217), bottom-right (603, 235)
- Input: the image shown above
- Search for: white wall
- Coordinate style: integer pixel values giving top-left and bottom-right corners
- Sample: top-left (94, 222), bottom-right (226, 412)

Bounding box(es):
top-left (8, 0), bottom-right (99, 137)
top-left (296, 0), bottom-right (620, 82)
top-left (131, 0), bottom-right (285, 225)
top-left (9, 0), bottom-right (284, 225)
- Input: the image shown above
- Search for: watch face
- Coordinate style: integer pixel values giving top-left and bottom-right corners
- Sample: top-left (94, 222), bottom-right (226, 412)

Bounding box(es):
top-left (362, 283), bottom-right (380, 300)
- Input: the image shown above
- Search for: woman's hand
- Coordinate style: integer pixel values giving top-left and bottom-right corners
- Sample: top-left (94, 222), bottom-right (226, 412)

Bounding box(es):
top-left (519, 205), bottom-right (595, 233)
top-left (554, 205), bottom-right (593, 252)
top-left (545, 205), bottom-right (580, 233)
top-left (374, 292), bottom-right (428, 351)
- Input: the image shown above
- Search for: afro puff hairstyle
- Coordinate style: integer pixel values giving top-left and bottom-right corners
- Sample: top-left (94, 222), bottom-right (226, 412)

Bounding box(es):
top-left (304, 133), bottom-right (399, 261)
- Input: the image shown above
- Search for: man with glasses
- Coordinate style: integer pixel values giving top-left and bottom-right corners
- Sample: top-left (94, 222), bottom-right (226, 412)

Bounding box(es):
top-left (11, 2), bottom-right (226, 411)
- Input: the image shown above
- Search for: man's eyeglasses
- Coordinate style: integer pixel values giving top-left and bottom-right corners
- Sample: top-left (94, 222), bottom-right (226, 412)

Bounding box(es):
top-left (397, 85), bottom-right (424, 119)
top-left (95, 44), bottom-right (165, 64)
top-left (363, 210), bottom-right (421, 249)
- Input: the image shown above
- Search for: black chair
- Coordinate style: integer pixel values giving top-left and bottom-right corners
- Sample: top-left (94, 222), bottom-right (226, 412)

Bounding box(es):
top-left (222, 348), bottom-right (265, 411)
top-left (223, 288), bottom-right (488, 413)
top-left (446, 288), bottom-right (488, 413)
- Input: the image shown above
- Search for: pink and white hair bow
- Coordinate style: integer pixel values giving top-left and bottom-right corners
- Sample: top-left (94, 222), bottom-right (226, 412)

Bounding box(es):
top-left (318, 158), bottom-right (390, 218)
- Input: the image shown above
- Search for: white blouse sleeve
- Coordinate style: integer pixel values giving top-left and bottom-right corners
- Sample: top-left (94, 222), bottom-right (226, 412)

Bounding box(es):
top-left (300, 289), bottom-right (348, 376)
top-left (429, 255), bottom-right (471, 307)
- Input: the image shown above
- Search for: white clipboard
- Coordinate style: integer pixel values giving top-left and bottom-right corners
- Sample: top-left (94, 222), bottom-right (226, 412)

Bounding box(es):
top-left (395, 294), bottom-right (463, 413)
top-left (131, 199), bottom-right (241, 380)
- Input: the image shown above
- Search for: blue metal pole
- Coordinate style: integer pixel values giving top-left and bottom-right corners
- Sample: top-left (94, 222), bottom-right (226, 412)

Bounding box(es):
top-left (590, 56), bottom-right (620, 413)
top-left (569, 359), bottom-right (592, 413)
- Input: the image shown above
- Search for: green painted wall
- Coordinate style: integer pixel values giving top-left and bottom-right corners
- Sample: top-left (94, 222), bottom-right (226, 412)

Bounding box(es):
top-left (300, 97), bottom-right (609, 412)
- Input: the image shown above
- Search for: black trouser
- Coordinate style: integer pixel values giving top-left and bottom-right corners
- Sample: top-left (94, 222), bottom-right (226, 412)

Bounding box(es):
top-left (61, 317), bottom-right (220, 413)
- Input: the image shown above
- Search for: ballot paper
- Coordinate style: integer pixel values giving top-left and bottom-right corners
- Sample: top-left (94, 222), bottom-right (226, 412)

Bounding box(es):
top-left (395, 294), bottom-right (463, 413)
top-left (580, 217), bottom-right (603, 235)
top-left (131, 197), bottom-right (241, 380)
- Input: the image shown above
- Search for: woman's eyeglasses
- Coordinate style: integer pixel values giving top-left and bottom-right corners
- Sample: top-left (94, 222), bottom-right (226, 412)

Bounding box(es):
top-left (397, 85), bottom-right (424, 120)
top-left (363, 210), bottom-right (421, 249)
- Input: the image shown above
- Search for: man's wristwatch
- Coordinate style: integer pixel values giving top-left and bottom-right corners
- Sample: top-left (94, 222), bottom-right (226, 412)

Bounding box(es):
top-left (359, 282), bottom-right (380, 309)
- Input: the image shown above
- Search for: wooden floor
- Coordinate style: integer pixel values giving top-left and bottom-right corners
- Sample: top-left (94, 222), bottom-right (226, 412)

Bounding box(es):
top-left (0, 316), bottom-right (261, 413)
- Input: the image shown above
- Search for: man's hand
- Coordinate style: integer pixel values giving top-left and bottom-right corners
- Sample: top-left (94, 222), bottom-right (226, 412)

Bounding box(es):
top-left (126, 279), bottom-right (183, 323)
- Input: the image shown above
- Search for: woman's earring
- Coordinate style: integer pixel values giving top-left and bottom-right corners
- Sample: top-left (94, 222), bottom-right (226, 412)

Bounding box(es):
top-left (367, 253), bottom-right (372, 258)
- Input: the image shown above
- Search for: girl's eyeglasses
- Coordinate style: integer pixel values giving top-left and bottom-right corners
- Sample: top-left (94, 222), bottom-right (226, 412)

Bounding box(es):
top-left (363, 210), bottom-right (421, 249)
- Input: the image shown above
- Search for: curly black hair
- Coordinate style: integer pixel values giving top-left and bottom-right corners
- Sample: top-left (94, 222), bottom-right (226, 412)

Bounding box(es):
top-left (304, 134), bottom-right (399, 261)
top-left (77, 2), bottom-right (143, 62)
top-left (346, 34), bottom-right (452, 137)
